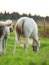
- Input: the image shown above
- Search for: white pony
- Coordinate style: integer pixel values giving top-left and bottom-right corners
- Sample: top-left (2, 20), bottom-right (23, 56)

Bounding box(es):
top-left (14, 17), bottom-right (40, 53)
top-left (0, 20), bottom-right (12, 55)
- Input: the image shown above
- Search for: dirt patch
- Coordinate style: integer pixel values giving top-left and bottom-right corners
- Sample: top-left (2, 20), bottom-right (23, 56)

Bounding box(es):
top-left (19, 38), bottom-right (33, 47)
top-left (28, 38), bottom-right (33, 44)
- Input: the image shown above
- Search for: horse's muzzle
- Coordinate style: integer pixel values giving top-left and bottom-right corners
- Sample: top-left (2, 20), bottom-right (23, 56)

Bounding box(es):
top-left (32, 46), bottom-right (38, 52)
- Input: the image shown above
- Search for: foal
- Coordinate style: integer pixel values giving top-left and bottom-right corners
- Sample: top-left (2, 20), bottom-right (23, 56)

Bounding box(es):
top-left (14, 17), bottom-right (40, 53)
top-left (0, 20), bottom-right (12, 55)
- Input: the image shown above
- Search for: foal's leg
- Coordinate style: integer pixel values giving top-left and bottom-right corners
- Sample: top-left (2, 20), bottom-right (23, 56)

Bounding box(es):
top-left (0, 35), bottom-right (5, 55)
top-left (13, 33), bottom-right (20, 53)
top-left (3, 36), bottom-right (7, 54)
top-left (0, 38), bottom-right (3, 55)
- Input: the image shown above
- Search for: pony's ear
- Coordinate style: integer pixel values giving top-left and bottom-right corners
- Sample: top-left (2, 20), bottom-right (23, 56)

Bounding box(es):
top-left (0, 20), bottom-right (12, 26)
top-left (5, 20), bottom-right (12, 26)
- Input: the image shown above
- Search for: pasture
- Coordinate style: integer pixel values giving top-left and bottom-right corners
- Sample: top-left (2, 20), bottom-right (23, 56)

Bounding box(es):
top-left (0, 31), bottom-right (49, 65)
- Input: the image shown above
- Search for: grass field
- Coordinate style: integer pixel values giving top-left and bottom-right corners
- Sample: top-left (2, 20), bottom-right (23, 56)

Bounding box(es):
top-left (0, 32), bottom-right (49, 65)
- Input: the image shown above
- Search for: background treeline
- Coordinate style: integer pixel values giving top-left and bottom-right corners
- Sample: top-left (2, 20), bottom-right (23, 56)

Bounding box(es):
top-left (0, 11), bottom-right (49, 22)
top-left (0, 11), bottom-right (49, 37)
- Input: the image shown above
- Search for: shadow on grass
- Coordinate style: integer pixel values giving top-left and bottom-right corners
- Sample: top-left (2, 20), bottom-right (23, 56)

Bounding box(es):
top-left (41, 61), bottom-right (47, 65)
top-left (41, 43), bottom-right (49, 48)
top-left (29, 61), bottom-right (47, 65)
top-left (29, 62), bottom-right (36, 65)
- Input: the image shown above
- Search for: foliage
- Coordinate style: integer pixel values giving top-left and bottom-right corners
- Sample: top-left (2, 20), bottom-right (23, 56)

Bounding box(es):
top-left (0, 11), bottom-right (49, 22)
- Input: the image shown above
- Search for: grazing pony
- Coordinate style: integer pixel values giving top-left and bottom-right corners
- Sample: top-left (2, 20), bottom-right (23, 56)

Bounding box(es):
top-left (14, 17), bottom-right (40, 53)
top-left (0, 20), bottom-right (12, 55)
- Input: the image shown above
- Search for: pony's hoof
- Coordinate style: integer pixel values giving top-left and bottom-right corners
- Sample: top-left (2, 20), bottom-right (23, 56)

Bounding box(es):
top-left (13, 50), bottom-right (16, 54)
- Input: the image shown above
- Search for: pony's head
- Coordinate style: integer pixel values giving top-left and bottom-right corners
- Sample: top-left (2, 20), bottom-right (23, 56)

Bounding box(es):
top-left (32, 39), bottom-right (40, 52)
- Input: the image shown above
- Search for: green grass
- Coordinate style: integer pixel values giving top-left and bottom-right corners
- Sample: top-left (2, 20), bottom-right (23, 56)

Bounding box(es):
top-left (0, 32), bottom-right (49, 65)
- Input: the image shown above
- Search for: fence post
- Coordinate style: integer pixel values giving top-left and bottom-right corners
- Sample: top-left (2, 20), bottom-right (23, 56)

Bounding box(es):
top-left (43, 19), bottom-right (46, 36)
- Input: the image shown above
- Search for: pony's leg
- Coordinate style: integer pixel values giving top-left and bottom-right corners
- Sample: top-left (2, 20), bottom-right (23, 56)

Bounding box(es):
top-left (0, 38), bottom-right (3, 55)
top-left (3, 37), bottom-right (7, 54)
top-left (24, 37), bottom-right (29, 53)
top-left (13, 33), bottom-right (20, 53)
top-left (0, 35), bottom-right (5, 55)
top-left (24, 30), bottom-right (31, 53)
top-left (2, 39), bottom-right (6, 54)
